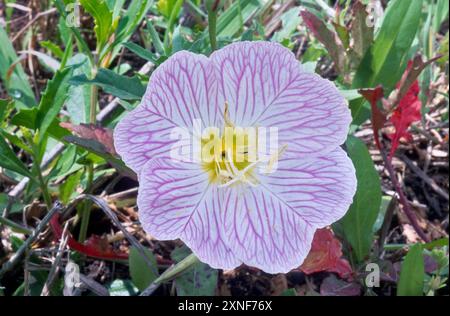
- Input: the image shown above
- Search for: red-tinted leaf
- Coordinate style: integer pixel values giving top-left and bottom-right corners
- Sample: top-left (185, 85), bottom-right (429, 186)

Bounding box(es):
top-left (50, 213), bottom-right (128, 260)
top-left (390, 55), bottom-right (442, 107)
top-left (358, 86), bottom-right (386, 150)
top-left (350, 1), bottom-right (374, 63)
top-left (300, 228), bottom-right (353, 280)
top-left (60, 122), bottom-right (116, 155)
top-left (300, 9), bottom-right (346, 74)
top-left (320, 275), bottom-right (361, 296)
top-left (387, 79), bottom-right (421, 159)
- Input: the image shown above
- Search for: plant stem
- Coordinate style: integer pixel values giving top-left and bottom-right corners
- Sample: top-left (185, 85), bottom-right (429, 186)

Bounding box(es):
top-left (79, 67), bottom-right (98, 243)
top-left (31, 147), bottom-right (52, 210)
top-left (89, 68), bottom-right (98, 124)
top-left (163, 0), bottom-right (184, 52)
top-left (140, 254), bottom-right (199, 296)
top-left (36, 167), bottom-right (52, 210)
top-left (207, 9), bottom-right (218, 52)
top-left (78, 164), bottom-right (94, 243)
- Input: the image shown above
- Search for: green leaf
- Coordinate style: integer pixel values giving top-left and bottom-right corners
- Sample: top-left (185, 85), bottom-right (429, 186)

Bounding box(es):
top-left (112, 0), bottom-right (153, 62)
top-left (423, 238), bottom-right (449, 251)
top-left (0, 26), bottom-right (35, 108)
top-left (122, 42), bottom-right (158, 63)
top-left (351, 0), bottom-right (423, 126)
top-left (65, 54), bottom-right (92, 124)
top-left (36, 67), bottom-right (72, 141)
top-left (129, 246), bottom-right (159, 292)
top-left (372, 195), bottom-right (392, 233)
top-left (0, 193), bottom-right (25, 215)
top-left (353, 0), bottom-right (423, 90)
top-left (280, 288), bottom-right (297, 296)
top-left (59, 170), bottom-right (82, 204)
top-left (157, 0), bottom-right (178, 18)
top-left (69, 68), bottom-right (145, 100)
top-left (339, 136), bottom-right (381, 262)
top-left (397, 244), bottom-right (425, 296)
top-left (0, 98), bottom-right (13, 123)
top-left (0, 132), bottom-right (33, 178)
top-left (432, 0), bottom-right (449, 32)
top-left (10, 108), bottom-right (70, 141)
top-left (171, 246), bottom-right (218, 296)
top-left (40, 40), bottom-right (64, 59)
top-left (79, 0), bottom-right (113, 50)
top-left (63, 135), bottom-right (135, 179)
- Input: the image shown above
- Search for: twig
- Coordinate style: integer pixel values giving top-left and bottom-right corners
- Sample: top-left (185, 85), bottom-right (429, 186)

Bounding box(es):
top-left (400, 154), bottom-right (449, 201)
top-left (12, 8), bottom-right (57, 43)
top-left (66, 194), bottom-right (158, 276)
top-left (41, 222), bottom-right (69, 296)
top-left (0, 202), bottom-right (64, 278)
top-left (380, 150), bottom-right (430, 243)
top-left (105, 187), bottom-right (138, 202)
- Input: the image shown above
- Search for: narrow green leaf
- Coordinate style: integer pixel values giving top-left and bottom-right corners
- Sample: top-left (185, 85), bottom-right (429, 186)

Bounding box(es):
top-left (129, 246), bottom-right (159, 292)
top-left (36, 67), bottom-right (72, 141)
top-left (40, 41), bottom-right (65, 59)
top-left (351, 0), bottom-right (423, 126)
top-left (397, 244), bottom-right (425, 296)
top-left (339, 136), bottom-right (382, 262)
top-left (0, 132), bottom-right (33, 178)
top-left (79, 0), bottom-right (113, 49)
top-left (353, 0), bottom-right (423, 91)
top-left (0, 26), bottom-right (35, 108)
top-left (65, 54), bottom-right (92, 124)
top-left (63, 135), bottom-right (135, 179)
top-left (59, 170), bottom-right (82, 204)
top-left (122, 42), bottom-right (158, 63)
top-left (69, 68), bottom-right (145, 100)
top-left (10, 108), bottom-right (70, 141)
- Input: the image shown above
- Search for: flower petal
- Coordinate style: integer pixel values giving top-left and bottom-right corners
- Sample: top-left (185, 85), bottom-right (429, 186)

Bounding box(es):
top-left (222, 147), bottom-right (356, 273)
top-left (137, 157), bottom-right (241, 270)
top-left (114, 51), bottom-right (220, 174)
top-left (223, 183), bottom-right (316, 273)
top-left (211, 41), bottom-right (351, 156)
top-left (259, 146), bottom-right (356, 227)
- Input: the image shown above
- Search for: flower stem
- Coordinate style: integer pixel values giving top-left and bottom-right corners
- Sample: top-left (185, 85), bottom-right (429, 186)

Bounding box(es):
top-left (207, 9), bottom-right (218, 52)
top-left (79, 67), bottom-right (98, 243)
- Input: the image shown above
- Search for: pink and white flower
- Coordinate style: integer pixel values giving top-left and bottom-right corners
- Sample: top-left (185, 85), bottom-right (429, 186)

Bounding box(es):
top-left (114, 41), bottom-right (356, 273)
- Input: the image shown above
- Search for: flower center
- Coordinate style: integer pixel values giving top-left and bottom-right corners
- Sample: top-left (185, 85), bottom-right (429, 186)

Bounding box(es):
top-left (201, 128), bottom-right (258, 187)
top-left (201, 103), bottom-right (286, 187)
